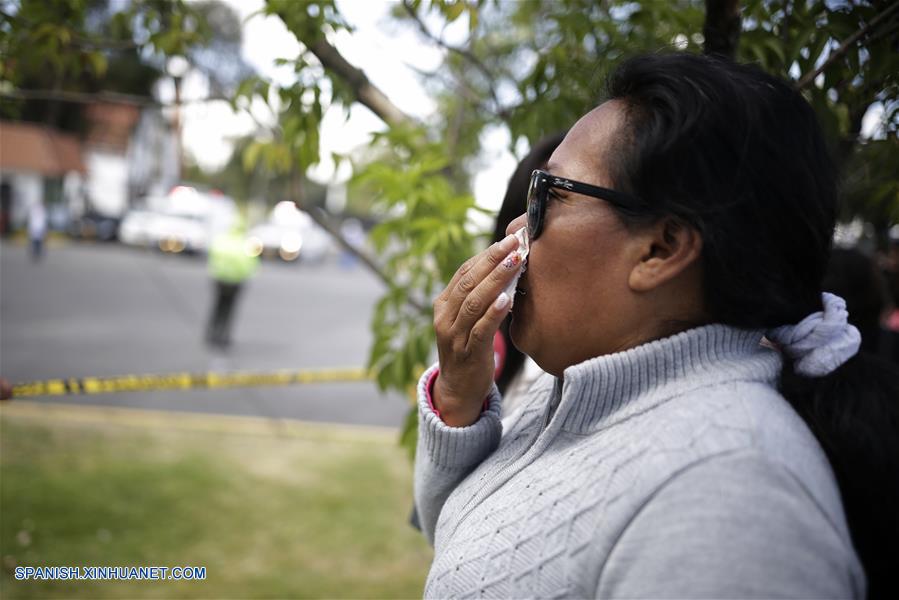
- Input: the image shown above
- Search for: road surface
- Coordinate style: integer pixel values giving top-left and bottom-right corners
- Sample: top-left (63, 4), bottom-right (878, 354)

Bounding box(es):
top-left (0, 240), bottom-right (416, 429)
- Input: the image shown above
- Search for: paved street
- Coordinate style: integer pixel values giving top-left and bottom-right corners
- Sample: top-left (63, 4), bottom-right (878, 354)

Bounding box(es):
top-left (0, 240), bottom-right (414, 428)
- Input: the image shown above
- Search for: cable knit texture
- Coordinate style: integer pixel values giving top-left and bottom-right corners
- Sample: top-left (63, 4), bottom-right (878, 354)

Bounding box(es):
top-left (414, 324), bottom-right (864, 599)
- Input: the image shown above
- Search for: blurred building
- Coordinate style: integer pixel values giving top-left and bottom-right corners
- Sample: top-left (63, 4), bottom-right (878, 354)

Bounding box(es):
top-left (0, 121), bottom-right (86, 234)
top-left (0, 100), bottom-right (178, 236)
top-left (83, 102), bottom-right (179, 218)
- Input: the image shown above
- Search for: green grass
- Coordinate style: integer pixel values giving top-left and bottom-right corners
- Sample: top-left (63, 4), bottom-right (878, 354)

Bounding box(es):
top-left (0, 410), bottom-right (433, 599)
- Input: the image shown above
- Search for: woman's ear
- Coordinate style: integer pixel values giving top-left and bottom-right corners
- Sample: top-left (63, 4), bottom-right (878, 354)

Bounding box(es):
top-left (628, 218), bottom-right (703, 292)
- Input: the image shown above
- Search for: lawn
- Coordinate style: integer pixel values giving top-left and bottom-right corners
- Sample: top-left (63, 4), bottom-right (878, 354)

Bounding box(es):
top-left (0, 403), bottom-right (433, 599)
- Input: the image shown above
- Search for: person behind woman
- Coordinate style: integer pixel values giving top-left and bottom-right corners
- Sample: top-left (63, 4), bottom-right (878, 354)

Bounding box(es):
top-left (823, 247), bottom-right (899, 363)
top-left (491, 132), bottom-right (565, 410)
top-left (27, 200), bottom-right (47, 261)
top-left (415, 53), bottom-right (899, 598)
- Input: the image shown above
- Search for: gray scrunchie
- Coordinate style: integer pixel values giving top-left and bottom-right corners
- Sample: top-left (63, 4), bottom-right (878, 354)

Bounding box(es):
top-left (765, 292), bottom-right (862, 377)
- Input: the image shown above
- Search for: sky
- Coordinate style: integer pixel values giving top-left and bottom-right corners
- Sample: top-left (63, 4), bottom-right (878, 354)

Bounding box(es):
top-left (161, 0), bottom-right (519, 220)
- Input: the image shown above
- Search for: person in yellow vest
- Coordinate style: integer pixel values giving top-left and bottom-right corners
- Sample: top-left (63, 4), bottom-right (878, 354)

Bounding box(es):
top-left (205, 219), bottom-right (259, 348)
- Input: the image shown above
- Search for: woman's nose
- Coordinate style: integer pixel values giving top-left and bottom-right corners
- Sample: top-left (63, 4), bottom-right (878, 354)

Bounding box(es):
top-left (506, 213), bottom-right (528, 237)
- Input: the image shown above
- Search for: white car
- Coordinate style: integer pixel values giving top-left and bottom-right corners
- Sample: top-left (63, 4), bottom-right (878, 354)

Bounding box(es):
top-left (149, 212), bottom-right (208, 254)
top-left (247, 201), bottom-right (334, 263)
top-left (120, 187), bottom-right (237, 254)
top-left (119, 210), bottom-right (160, 247)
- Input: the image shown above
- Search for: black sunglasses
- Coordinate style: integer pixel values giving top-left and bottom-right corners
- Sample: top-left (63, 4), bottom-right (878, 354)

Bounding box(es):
top-left (526, 169), bottom-right (644, 240)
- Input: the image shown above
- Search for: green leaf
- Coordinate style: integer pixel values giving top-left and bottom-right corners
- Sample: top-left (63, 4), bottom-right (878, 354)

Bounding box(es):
top-left (87, 52), bottom-right (107, 77)
top-left (763, 38), bottom-right (786, 68)
top-left (444, 1), bottom-right (465, 22)
top-left (242, 141), bottom-right (265, 173)
top-left (398, 406), bottom-right (418, 462)
top-left (468, 4), bottom-right (479, 31)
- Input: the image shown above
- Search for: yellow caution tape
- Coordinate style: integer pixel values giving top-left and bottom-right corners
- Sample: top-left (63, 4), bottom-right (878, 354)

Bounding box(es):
top-left (10, 368), bottom-right (371, 398)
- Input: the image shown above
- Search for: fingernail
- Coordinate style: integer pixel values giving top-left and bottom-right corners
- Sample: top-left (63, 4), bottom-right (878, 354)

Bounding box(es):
top-left (494, 292), bottom-right (510, 310)
top-left (502, 251), bottom-right (522, 270)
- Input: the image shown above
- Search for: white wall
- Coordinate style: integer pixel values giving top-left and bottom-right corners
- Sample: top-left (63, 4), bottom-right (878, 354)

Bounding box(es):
top-left (128, 108), bottom-right (178, 202)
top-left (0, 170), bottom-right (43, 228)
top-left (85, 150), bottom-right (129, 217)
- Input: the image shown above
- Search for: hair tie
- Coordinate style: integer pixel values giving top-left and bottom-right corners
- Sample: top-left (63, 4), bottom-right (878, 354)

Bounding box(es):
top-left (765, 292), bottom-right (861, 377)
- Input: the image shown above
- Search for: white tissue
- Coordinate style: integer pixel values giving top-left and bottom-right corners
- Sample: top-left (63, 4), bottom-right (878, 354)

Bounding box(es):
top-left (501, 227), bottom-right (529, 307)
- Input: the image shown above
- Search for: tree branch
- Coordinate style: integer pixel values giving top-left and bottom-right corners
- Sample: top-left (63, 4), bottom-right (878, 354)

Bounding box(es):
top-left (864, 12), bottom-right (899, 48)
top-left (1, 88), bottom-right (283, 140)
top-left (795, 1), bottom-right (899, 90)
top-left (780, 0), bottom-right (793, 48)
top-left (403, 60), bottom-right (507, 121)
top-left (304, 207), bottom-right (429, 315)
top-left (2, 9), bottom-right (141, 51)
top-left (253, 21), bottom-right (442, 314)
top-left (0, 88), bottom-right (228, 107)
top-left (703, 0), bottom-right (742, 59)
top-left (401, 1), bottom-right (491, 79)
top-left (400, 0), bottom-right (510, 119)
top-left (69, 36), bottom-right (141, 51)
top-left (304, 37), bottom-right (413, 128)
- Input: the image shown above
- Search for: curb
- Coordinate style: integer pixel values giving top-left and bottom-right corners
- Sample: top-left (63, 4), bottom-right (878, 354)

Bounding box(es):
top-left (0, 401), bottom-right (400, 444)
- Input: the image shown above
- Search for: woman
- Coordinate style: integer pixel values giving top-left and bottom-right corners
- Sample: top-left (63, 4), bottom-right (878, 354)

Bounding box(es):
top-left (414, 53), bottom-right (899, 598)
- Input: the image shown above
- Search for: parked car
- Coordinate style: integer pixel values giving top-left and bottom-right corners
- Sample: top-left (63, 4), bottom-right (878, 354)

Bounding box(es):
top-left (67, 211), bottom-right (120, 241)
top-left (149, 212), bottom-right (208, 254)
top-left (118, 210), bottom-right (159, 247)
top-left (247, 201), bottom-right (333, 263)
top-left (119, 186), bottom-right (237, 254)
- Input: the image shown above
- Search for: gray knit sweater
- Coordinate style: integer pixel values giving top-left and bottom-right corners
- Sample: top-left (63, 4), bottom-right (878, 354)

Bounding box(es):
top-left (414, 325), bottom-right (865, 599)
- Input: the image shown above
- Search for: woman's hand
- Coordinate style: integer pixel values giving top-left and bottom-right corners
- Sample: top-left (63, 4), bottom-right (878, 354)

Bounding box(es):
top-left (432, 233), bottom-right (523, 427)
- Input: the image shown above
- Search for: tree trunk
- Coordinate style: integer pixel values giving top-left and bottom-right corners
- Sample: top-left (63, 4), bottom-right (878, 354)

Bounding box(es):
top-left (703, 0), bottom-right (742, 59)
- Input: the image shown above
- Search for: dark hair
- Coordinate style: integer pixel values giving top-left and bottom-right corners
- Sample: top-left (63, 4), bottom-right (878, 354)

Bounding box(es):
top-left (493, 132), bottom-right (566, 394)
top-left (607, 52), bottom-right (899, 598)
top-left (823, 248), bottom-right (892, 355)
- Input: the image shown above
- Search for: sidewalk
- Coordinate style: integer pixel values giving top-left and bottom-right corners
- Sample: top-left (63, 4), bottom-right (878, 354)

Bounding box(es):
top-left (1, 400), bottom-right (396, 443)
top-left (3, 231), bottom-right (73, 247)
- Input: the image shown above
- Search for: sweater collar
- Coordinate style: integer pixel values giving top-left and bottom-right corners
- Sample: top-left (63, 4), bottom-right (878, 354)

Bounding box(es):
top-left (553, 324), bottom-right (781, 433)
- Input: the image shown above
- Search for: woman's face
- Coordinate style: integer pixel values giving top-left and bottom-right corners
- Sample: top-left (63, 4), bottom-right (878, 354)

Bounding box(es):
top-left (507, 100), bottom-right (657, 376)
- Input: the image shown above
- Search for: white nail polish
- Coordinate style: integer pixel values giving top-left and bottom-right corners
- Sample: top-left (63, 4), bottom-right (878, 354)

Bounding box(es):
top-left (494, 292), bottom-right (510, 310)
